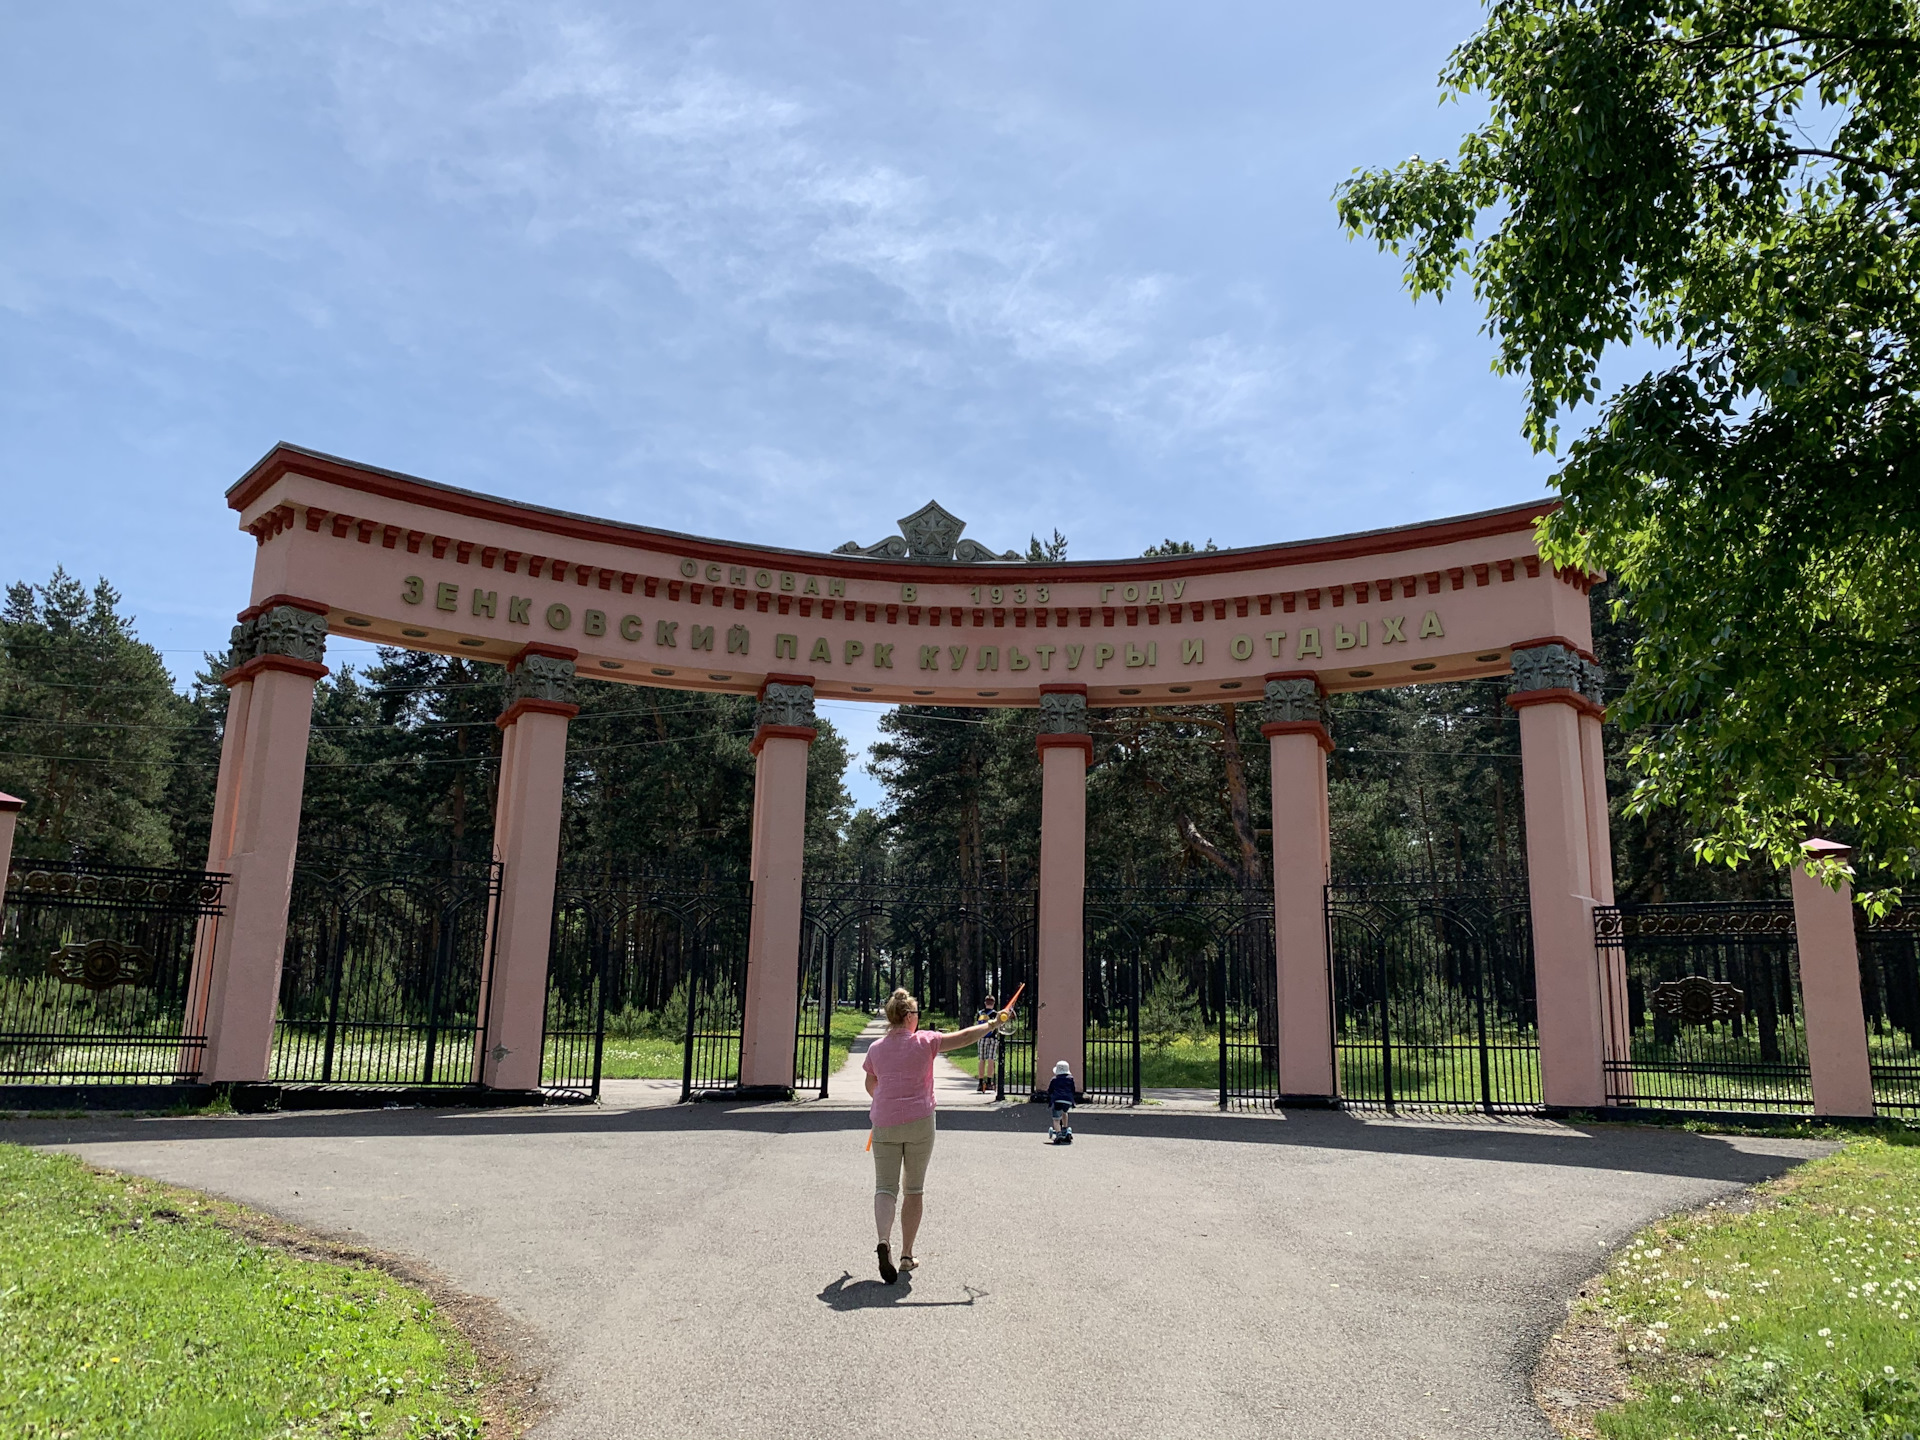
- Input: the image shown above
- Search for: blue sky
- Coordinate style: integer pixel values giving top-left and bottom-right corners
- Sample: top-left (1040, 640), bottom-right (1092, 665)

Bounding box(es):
top-left (2, 1), bottom-right (1560, 810)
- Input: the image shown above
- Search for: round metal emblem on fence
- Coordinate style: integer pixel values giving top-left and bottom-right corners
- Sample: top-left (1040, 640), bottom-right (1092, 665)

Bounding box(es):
top-left (46, 938), bottom-right (156, 991)
top-left (1650, 974), bottom-right (1745, 1025)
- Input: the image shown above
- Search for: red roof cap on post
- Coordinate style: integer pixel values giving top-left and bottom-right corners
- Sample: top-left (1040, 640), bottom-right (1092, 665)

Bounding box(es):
top-left (1801, 838), bottom-right (1855, 863)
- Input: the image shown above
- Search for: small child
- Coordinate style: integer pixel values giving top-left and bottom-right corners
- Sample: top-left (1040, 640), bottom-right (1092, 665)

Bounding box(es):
top-left (1046, 1059), bottom-right (1077, 1143)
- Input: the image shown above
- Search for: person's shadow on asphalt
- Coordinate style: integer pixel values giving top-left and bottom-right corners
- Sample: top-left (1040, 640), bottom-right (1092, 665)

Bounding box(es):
top-left (817, 1272), bottom-right (984, 1310)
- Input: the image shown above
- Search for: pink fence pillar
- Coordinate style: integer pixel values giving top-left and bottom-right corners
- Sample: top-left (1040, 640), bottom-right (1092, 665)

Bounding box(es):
top-left (1509, 642), bottom-right (1609, 1110)
top-left (0, 791), bottom-right (22, 922)
top-left (1577, 705), bottom-right (1631, 1084)
top-left (740, 675), bottom-right (816, 1097)
top-left (1791, 839), bottom-right (1875, 1117)
top-left (479, 646), bottom-right (579, 1091)
top-left (1262, 673), bottom-right (1335, 1099)
top-left (201, 600), bottom-right (329, 1082)
top-left (1036, 685), bottom-right (1091, 1095)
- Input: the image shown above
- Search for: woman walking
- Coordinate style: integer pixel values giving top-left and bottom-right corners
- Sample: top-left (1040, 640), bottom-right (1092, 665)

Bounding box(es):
top-left (864, 987), bottom-right (1005, 1283)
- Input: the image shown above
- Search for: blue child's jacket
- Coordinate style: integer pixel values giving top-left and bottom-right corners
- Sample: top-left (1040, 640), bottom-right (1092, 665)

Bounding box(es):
top-left (1046, 1073), bottom-right (1077, 1106)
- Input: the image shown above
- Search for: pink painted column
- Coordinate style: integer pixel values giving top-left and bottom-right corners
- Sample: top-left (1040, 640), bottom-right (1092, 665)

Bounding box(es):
top-left (1263, 673), bottom-right (1335, 1099)
top-left (479, 646), bottom-right (579, 1089)
top-left (1035, 685), bottom-right (1090, 1096)
top-left (739, 675), bottom-right (817, 1097)
top-left (184, 676), bottom-right (255, 1051)
top-left (1791, 839), bottom-right (1876, 1117)
top-left (1509, 641), bottom-right (1608, 1110)
top-left (201, 600), bottom-right (330, 1082)
top-left (1577, 705), bottom-right (1630, 1086)
top-left (0, 791), bottom-right (22, 923)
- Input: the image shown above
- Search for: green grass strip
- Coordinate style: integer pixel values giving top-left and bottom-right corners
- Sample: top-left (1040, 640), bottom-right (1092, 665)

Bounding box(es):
top-left (0, 1143), bottom-right (487, 1439)
top-left (1585, 1132), bottom-right (1920, 1437)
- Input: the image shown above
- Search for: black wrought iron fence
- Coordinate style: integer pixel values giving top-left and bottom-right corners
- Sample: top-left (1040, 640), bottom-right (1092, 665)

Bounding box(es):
top-left (800, 871), bottom-right (1036, 1100)
top-left (1327, 877), bottom-right (1540, 1113)
top-left (1595, 902), bottom-right (1811, 1113)
top-left (0, 859), bottom-right (226, 1083)
top-left (1858, 907), bottom-right (1920, 1114)
top-left (546, 866), bottom-right (750, 1101)
top-left (1082, 881), bottom-right (1277, 1109)
top-left (272, 852), bottom-right (499, 1088)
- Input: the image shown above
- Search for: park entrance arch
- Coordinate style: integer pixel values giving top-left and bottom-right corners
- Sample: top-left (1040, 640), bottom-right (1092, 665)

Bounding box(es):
top-left (117, 444), bottom-right (1625, 1106)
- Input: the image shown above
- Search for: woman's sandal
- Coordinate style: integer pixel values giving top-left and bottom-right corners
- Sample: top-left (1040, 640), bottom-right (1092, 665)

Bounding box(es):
top-left (876, 1242), bottom-right (898, 1284)
top-left (899, 1254), bottom-right (918, 1274)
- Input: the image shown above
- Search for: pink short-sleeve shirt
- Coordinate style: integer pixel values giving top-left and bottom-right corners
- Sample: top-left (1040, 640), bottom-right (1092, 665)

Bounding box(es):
top-left (863, 1027), bottom-right (942, 1128)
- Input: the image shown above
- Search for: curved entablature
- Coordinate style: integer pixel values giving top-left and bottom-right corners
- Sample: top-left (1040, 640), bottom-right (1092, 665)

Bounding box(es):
top-left (228, 442), bottom-right (1599, 708)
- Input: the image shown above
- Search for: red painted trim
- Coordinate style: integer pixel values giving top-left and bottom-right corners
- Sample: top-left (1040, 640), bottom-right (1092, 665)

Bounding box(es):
top-left (1263, 669), bottom-right (1327, 696)
top-left (228, 443), bottom-right (1556, 583)
top-left (221, 655), bottom-right (330, 687)
top-left (1505, 688), bottom-right (1605, 721)
top-left (1261, 719), bottom-right (1334, 753)
top-left (757, 672), bottom-right (815, 698)
top-left (1035, 732), bottom-right (1094, 760)
top-left (509, 642), bottom-right (579, 671)
top-left (749, 723), bottom-right (818, 755)
top-left (495, 697), bottom-right (581, 730)
top-left (1038, 682), bottom-right (1089, 697)
top-left (237, 593), bottom-right (330, 622)
top-left (0, 792), bottom-right (23, 812)
top-left (1510, 635), bottom-right (1599, 665)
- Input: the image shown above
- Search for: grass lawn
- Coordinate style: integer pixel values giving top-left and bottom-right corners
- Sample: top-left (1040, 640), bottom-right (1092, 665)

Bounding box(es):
top-left (601, 1006), bottom-right (873, 1081)
top-left (0, 1144), bottom-right (491, 1439)
top-left (1578, 1131), bottom-right (1920, 1438)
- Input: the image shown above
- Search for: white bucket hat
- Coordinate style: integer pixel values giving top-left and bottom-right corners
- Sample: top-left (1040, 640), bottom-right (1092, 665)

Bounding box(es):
top-left (1053, 1060), bottom-right (1072, 1075)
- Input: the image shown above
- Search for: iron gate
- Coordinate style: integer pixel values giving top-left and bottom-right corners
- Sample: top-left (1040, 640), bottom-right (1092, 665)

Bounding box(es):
top-left (1859, 906), bottom-right (1920, 1114)
top-left (800, 872), bottom-right (1036, 1100)
top-left (1327, 878), bottom-right (1540, 1112)
top-left (1082, 881), bottom-right (1277, 1109)
top-left (0, 859), bottom-right (226, 1083)
top-left (1595, 902), bottom-right (1811, 1113)
top-left (272, 852), bottom-right (499, 1087)
top-left (545, 866), bottom-right (751, 1100)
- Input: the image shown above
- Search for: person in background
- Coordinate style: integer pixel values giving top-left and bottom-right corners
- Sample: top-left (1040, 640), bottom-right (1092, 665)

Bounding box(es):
top-left (973, 994), bottom-right (1000, 1093)
top-left (1046, 1059), bottom-right (1077, 1144)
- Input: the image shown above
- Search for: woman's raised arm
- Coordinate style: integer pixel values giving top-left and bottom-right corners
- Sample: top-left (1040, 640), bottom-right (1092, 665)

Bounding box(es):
top-left (935, 1019), bottom-right (1000, 1054)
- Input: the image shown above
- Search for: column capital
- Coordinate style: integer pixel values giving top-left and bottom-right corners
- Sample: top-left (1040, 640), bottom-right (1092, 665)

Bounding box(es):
top-left (498, 647), bottom-right (580, 728)
top-left (1036, 684), bottom-right (1091, 759)
top-left (1261, 671), bottom-right (1331, 750)
top-left (1506, 639), bottom-right (1605, 719)
top-left (0, 792), bottom-right (24, 813)
top-left (222, 601), bottom-right (330, 686)
top-left (752, 675), bottom-right (816, 754)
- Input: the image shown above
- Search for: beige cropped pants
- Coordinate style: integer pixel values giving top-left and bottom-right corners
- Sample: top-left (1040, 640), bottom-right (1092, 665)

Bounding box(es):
top-left (871, 1113), bottom-right (936, 1197)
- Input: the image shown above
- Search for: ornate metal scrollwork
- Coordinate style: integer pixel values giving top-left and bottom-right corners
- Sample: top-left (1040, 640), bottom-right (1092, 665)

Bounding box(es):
top-left (1038, 690), bottom-right (1089, 735)
top-left (226, 604), bottom-right (328, 670)
top-left (506, 652), bottom-right (579, 708)
top-left (1263, 677), bottom-right (1329, 731)
top-left (757, 682), bottom-right (816, 729)
top-left (834, 500), bottom-right (1020, 563)
top-left (1650, 975), bottom-right (1746, 1025)
top-left (7, 866), bottom-right (224, 909)
top-left (47, 937), bottom-right (156, 991)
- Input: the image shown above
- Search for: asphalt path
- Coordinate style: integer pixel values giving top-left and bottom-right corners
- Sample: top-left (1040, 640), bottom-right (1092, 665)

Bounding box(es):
top-left (14, 1097), bottom-right (1829, 1440)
